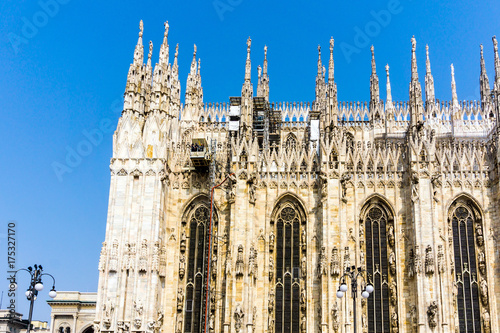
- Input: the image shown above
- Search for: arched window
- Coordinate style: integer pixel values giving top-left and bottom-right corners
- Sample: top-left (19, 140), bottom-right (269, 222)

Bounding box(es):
top-left (271, 200), bottom-right (306, 333)
top-left (363, 201), bottom-right (394, 332)
top-left (285, 135), bottom-right (297, 150)
top-left (449, 198), bottom-right (485, 332)
top-left (181, 204), bottom-right (217, 333)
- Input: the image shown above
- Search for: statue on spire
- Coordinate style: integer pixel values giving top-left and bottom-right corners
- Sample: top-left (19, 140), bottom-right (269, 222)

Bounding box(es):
top-left (164, 21), bottom-right (169, 37)
top-left (411, 36), bottom-right (416, 52)
top-left (148, 41), bottom-right (153, 60)
top-left (139, 20), bottom-right (144, 37)
top-left (247, 37), bottom-right (251, 55)
top-left (330, 37), bottom-right (334, 52)
top-left (264, 45), bottom-right (267, 57)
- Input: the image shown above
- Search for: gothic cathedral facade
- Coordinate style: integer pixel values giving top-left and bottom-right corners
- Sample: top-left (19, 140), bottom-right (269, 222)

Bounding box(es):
top-left (94, 21), bottom-right (500, 333)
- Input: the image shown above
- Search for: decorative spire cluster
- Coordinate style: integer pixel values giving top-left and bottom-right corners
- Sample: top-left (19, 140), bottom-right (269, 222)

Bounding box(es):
top-left (257, 46), bottom-right (270, 101)
top-left (480, 44), bottom-right (492, 107)
top-left (409, 36), bottom-right (424, 126)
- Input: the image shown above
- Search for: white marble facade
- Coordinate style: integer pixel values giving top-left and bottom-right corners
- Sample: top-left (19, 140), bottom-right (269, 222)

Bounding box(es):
top-left (94, 21), bottom-right (500, 333)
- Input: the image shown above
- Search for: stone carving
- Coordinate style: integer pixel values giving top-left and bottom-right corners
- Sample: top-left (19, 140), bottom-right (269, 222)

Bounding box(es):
top-left (268, 318), bottom-right (274, 333)
top-left (387, 225), bottom-right (395, 247)
top-left (268, 289), bottom-right (274, 313)
top-left (248, 175), bottom-right (257, 204)
top-left (482, 309), bottom-right (491, 333)
top-left (234, 304), bottom-right (244, 333)
top-left (269, 256), bottom-right (274, 281)
top-left (109, 240), bottom-right (119, 272)
top-left (388, 250), bottom-right (396, 275)
top-left (408, 248), bottom-right (415, 279)
top-left (208, 313), bottom-right (215, 333)
top-left (427, 301), bottom-right (438, 329)
top-left (331, 302), bottom-right (339, 332)
top-left (409, 305), bottom-right (417, 331)
top-left (478, 251), bottom-right (486, 275)
top-left (411, 171), bottom-right (419, 202)
top-left (235, 245), bottom-right (244, 277)
top-left (159, 246), bottom-right (166, 277)
top-left (103, 299), bottom-right (114, 328)
top-left (180, 230), bottom-right (187, 252)
top-left (177, 288), bottom-right (184, 311)
top-left (389, 280), bottom-right (397, 305)
top-left (229, 173), bottom-right (237, 203)
top-left (133, 299), bottom-right (143, 317)
top-left (437, 245), bottom-right (444, 274)
top-left (340, 173), bottom-right (350, 202)
top-left (330, 246), bottom-right (340, 277)
top-left (343, 247), bottom-right (350, 271)
top-left (211, 254), bottom-right (218, 278)
top-left (116, 321), bottom-right (129, 333)
top-left (391, 311), bottom-right (399, 333)
top-left (269, 231), bottom-right (275, 252)
top-left (300, 229), bottom-right (306, 251)
top-left (415, 246), bottom-right (422, 274)
top-left (175, 316), bottom-right (182, 333)
top-left (152, 242), bottom-right (160, 272)
top-left (300, 315), bottom-right (306, 333)
top-left (425, 245), bottom-right (434, 275)
top-left (98, 242), bottom-right (107, 272)
top-left (179, 253), bottom-right (186, 279)
top-left (139, 239), bottom-right (148, 272)
top-left (319, 171), bottom-right (328, 197)
top-left (475, 223), bottom-right (484, 247)
top-left (319, 246), bottom-right (328, 276)
top-left (300, 287), bottom-right (306, 310)
top-left (248, 244), bottom-right (257, 277)
top-left (301, 256), bottom-right (307, 278)
top-left (480, 278), bottom-right (488, 305)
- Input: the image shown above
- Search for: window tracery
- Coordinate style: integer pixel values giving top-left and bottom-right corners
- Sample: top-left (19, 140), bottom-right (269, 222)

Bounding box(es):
top-left (271, 201), bottom-right (305, 333)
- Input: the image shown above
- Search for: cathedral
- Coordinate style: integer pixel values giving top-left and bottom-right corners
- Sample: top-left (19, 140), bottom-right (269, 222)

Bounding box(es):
top-left (93, 21), bottom-right (500, 333)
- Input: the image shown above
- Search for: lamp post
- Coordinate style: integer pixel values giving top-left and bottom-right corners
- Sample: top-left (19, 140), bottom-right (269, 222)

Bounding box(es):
top-left (336, 266), bottom-right (374, 333)
top-left (12, 265), bottom-right (57, 333)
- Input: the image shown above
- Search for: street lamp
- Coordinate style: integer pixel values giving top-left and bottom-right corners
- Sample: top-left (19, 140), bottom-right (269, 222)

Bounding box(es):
top-left (12, 265), bottom-right (57, 333)
top-left (336, 266), bottom-right (373, 333)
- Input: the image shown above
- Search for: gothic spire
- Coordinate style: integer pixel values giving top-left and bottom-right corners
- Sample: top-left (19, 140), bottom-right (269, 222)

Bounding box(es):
top-left (386, 64), bottom-right (393, 107)
top-left (147, 41), bottom-right (153, 68)
top-left (409, 36), bottom-right (424, 126)
top-left (425, 44), bottom-right (436, 105)
top-left (370, 45), bottom-right (380, 111)
top-left (133, 20), bottom-right (144, 66)
top-left (263, 45), bottom-right (268, 76)
top-left (317, 45), bottom-right (323, 77)
top-left (158, 21), bottom-right (169, 66)
top-left (190, 44), bottom-right (197, 74)
top-left (480, 44), bottom-right (492, 107)
top-left (494, 36), bottom-right (500, 83)
top-left (257, 46), bottom-right (270, 101)
top-left (328, 37), bottom-right (334, 82)
top-left (451, 64), bottom-right (459, 108)
top-left (245, 37), bottom-right (252, 82)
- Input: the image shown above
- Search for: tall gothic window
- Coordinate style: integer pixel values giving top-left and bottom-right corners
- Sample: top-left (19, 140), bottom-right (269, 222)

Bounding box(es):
top-left (450, 199), bottom-right (483, 332)
top-left (364, 203), bottom-right (393, 332)
top-left (182, 205), bottom-right (214, 333)
top-left (272, 201), bottom-right (305, 333)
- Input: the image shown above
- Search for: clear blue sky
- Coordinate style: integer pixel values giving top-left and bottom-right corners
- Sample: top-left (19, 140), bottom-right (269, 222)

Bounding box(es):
top-left (1, 0), bottom-right (499, 322)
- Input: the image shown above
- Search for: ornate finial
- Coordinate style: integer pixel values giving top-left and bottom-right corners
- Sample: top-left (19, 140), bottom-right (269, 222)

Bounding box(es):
top-left (411, 35), bottom-right (416, 52)
top-left (175, 44), bottom-right (179, 57)
top-left (148, 41), bottom-right (153, 59)
top-left (330, 37), bottom-right (334, 52)
top-left (425, 44), bottom-right (435, 105)
top-left (451, 63), bottom-right (458, 107)
top-left (258, 65), bottom-right (262, 78)
top-left (386, 64), bottom-right (390, 73)
top-left (193, 44), bottom-right (197, 57)
top-left (164, 21), bottom-right (169, 37)
top-left (493, 35), bottom-right (498, 52)
top-left (371, 45), bottom-right (376, 74)
top-left (246, 37), bottom-right (251, 58)
top-left (139, 20), bottom-right (144, 38)
top-left (426, 44), bottom-right (431, 73)
top-left (411, 36), bottom-right (419, 80)
top-left (386, 64), bottom-right (392, 106)
top-left (493, 36), bottom-right (500, 81)
top-left (318, 44), bottom-right (321, 55)
top-left (264, 45), bottom-right (267, 58)
top-left (197, 58), bottom-right (201, 75)
top-left (329, 37), bottom-right (335, 82)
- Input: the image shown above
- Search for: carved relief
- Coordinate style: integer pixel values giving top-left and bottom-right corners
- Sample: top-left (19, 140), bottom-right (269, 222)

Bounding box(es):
top-left (234, 304), bottom-right (244, 333)
top-left (139, 239), bottom-right (148, 272)
top-left (177, 288), bottom-right (184, 311)
top-left (109, 240), bottom-right (119, 272)
top-left (427, 301), bottom-right (438, 329)
top-left (318, 246), bottom-right (328, 276)
top-left (388, 250), bottom-right (396, 275)
top-left (482, 309), bottom-right (491, 333)
top-left (331, 302), bottom-right (339, 332)
top-left (235, 245), bottom-right (244, 277)
top-left (269, 231), bottom-right (275, 252)
top-left (387, 225), bottom-right (395, 247)
top-left (478, 251), bottom-right (486, 275)
top-left (437, 245), bottom-right (444, 274)
top-left (389, 280), bottom-right (397, 306)
top-left (425, 245), bottom-right (434, 275)
top-left (391, 311), bottom-right (399, 333)
top-left (179, 253), bottom-right (186, 280)
top-left (152, 242), bottom-right (160, 273)
top-left (480, 278), bottom-right (489, 306)
top-left (330, 246), bottom-right (340, 277)
top-left (343, 247), bottom-right (350, 271)
top-left (269, 256), bottom-right (274, 281)
top-left (98, 242), bottom-right (107, 272)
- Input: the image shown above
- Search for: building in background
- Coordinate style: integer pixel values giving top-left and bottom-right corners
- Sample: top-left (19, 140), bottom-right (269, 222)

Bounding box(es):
top-left (47, 292), bottom-right (96, 333)
top-left (92, 20), bottom-right (500, 333)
